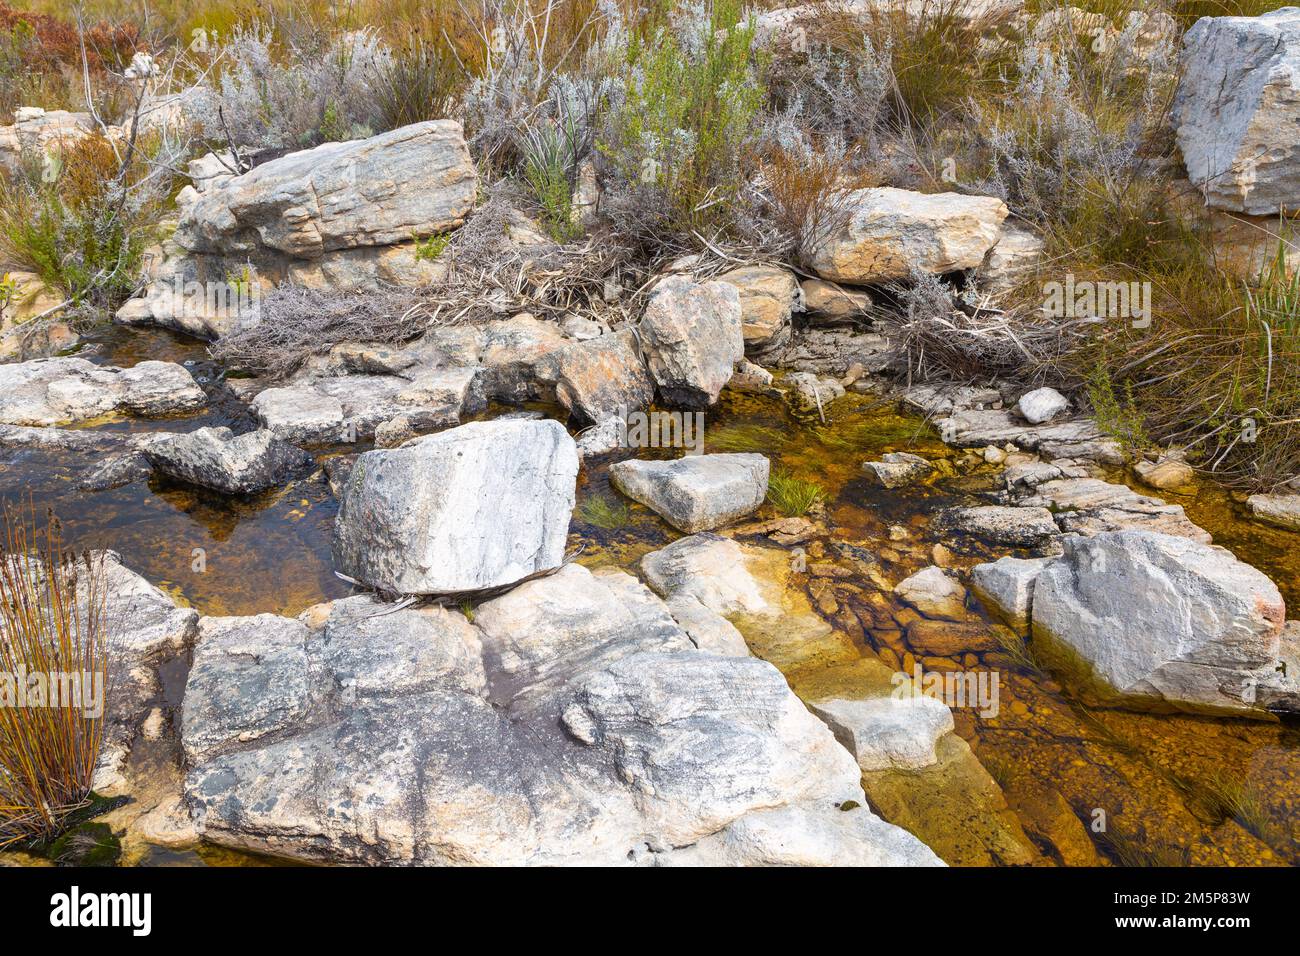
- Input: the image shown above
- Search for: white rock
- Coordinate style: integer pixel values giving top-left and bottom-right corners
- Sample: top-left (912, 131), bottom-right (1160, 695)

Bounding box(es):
top-left (609, 453), bottom-right (770, 532)
top-left (333, 419), bottom-right (578, 594)
top-left (0, 357), bottom-right (205, 426)
top-left (894, 566), bottom-right (968, 622)
top-left (863, 451), bottom-right (933, 488)
top-left (970, 556), bottom-right (1052, 634)
top-left (810, 696), bottom-right (954, 771)
top-left (1032, 530), bottom-right (1288, 714)
top-left (1016, 386), bottom-right (1070, 424)
top-left (1246, 492), bottom-right (1300, 531)
top-left (1173, 9), bottom-right (1300, 214)
top-left (639, 275), bottom-right (745, 407)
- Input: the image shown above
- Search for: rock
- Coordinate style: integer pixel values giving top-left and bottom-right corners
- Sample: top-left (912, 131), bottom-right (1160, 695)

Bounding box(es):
top-left (894, 566), bottom-right (968, 622)
top-left (1133, 455), bottom-right (1197, 494)
top-left (333, 419), bottom-right (577, 594)
top-left (761, 327), bottom-right (893, 377)
top-left (0, 270), bottom-right (73, 361)
top-left (609, 453), bottom-right (769, 532)
top-left (935, 505), bottom-right (1060, 548)
top-left (727, 359), bottom-right (774, 393)
top-left (800, 279), bottom-right (872, 323)
top-left (979, 222), bottom-right (1044, 292)
top-left (639, 276), bottom-right (744, 407)
top-left (810, 696), bottom-right (954, 771)
top-left (552, 330), bottom-right (654, 425)
top-left (251, 386), bottom-right (346, 444)
top-left (970, 556), bottom-right (1051, 635)
top-left (1016, 477), bottom-right (1210, 542)
top-left (663, 595), bottom-right (752, 657)
top-left (783, 371), bottom-right (845, 416)
top-left (78, 452), bottom-right (155, 491)
top-left (1173, 9), bottom-right (1300, 214)
top-left (1246, 492), bottom-right (1300, 531)
top-left (144, 426), bottom-right (311, 495)
top-left (575, 417), bottom-right (625, 459)
top-left (0, 357), bottom-right (206, 426)
top-left (182, 565), bottom-right (938, 865)
top-left (905, 619), bottom-right (1001, 655)
top-left (1032, 530), bottom-right (1288, 714)
top-left (862, 451), bottom-right (933, 488)
top-left (1016, 387), bottom-right (1069, 424)
top-left (808, 187), bottom-right (1009, 283)
top-left (0, 108), bottom-right (96, 175)
top-left (717, 265), bottom-right (800, 354)
top-left (176, 121), bottom-right (476, 259)
top-left (478, 313), bottom-right (568, 403)
top-left (137, 795), bottom-right (200, 850)
top-left (934, 407), bottom-right (1123, 464)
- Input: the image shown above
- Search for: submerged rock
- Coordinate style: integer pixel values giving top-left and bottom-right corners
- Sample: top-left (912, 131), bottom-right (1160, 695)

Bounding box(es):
top-left (333, 419), bottom-right (578, 594)
top-left (0, 357), bottom-right (206, 426)
top-left (182, 566), bottom-right (940, 866)
top-left (144, 426), bottom-right (311, 495)
top-left (1032, 530), bottom-right (1289, 715)
top-left (862, 451), bottom-right (933, 489)
top-left (893, 566), bottom-right (969, 622)
top-left (935, 505), bottom-right (1060, 549)
top-left (1246, 492), bottom-right (1300, 531)
top-left (807, 187), bottom-right (1008, 284)
top-left (609, 453), bottom-right (770, 533)
top-left (639, 276), bottom-right (744, 408)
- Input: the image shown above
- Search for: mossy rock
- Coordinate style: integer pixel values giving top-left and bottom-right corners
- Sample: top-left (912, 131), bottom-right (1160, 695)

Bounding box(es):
top-left (48, 822), bottom-right (121, 867)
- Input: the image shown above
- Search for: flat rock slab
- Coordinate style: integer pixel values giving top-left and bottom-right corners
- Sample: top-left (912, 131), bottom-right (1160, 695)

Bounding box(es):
top-left (935, 505), bottom-right (1060, 549)
top-left (1016, 477), bottom-right (1210, 543)
top-left (0, 357), bottom-right (205, 426)
top-left (144, 426), bottom-right (311, 494)
top-left (181, 566), bottom-right (940, 866)
top-left (333, 418), bottom-right (578, 594)
top-left (1246, 492), bottom-right (1300, 531)
top-left (810, 696), bottom-right (954, 771)
top-left (935, 408), bottom-right (1122, 464)
top-left (610, 454), bottom-right (769, 532)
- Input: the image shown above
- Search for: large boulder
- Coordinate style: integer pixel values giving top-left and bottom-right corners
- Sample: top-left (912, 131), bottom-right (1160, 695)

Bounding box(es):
top-left (333, 419), bottom-right (578, 594)
top-left (182, 567), bottom-right (940, 866)
top-left (1032, 530), bottom-right (1288, 715)
top-left (176, 120), bottom-right (476, 258)
top-left (609, 454), bottom-right (770, 532)
top-left (0, 357), bottom-right (206, 426)
top-left (639, 276), bottom-right (744, 408)
top-left (143, 426), bottom-right (311, 495)
top-left (1173, 9), bottom-right (1300, 214)
top-left (552, 330), bottom-right (654, 425)
top-left (808, 187), bottom-right (1008, 283)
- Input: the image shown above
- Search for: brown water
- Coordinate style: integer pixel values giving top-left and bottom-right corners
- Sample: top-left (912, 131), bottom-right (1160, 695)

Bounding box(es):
top-left (4, 326), bottom-right (1297, 867)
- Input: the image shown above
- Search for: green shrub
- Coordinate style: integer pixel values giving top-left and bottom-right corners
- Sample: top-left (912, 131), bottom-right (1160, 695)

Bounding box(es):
top-left (767, 468), bottom-right (826, 517)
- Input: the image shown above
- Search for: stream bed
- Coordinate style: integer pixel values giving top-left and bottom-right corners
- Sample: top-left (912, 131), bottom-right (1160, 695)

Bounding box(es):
top-left (3, 325), bottom-right (1297, 867)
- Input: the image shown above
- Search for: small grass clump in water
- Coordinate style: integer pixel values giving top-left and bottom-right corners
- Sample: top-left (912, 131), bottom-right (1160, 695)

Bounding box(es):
top-left (767, 469), bottom-right (826, 517)
top-left (577, 494), bottom-right (633, 530)
top-left (706, 423), bottom-right (789, 454)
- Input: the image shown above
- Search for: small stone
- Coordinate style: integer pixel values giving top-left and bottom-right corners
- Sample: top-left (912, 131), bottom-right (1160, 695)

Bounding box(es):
top-left (1016, 387), bottom-right (1070, 425)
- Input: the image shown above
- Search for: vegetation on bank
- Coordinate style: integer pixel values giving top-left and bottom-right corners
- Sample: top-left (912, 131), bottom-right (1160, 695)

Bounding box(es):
top-left (0, 0), bottom-right (1296, 489)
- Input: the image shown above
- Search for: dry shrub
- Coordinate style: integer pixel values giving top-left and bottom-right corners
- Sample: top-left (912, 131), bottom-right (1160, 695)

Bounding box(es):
top-left (0, 505), bottom-right (108, 849)
top-left (755, 141), bottom-right (871, 268)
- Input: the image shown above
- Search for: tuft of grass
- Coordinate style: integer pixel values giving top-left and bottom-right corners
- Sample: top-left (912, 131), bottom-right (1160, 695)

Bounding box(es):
top-left (766, 468), bottom-right (826, 517)
top-left (0, 504), bottom-right (108, 850)
top-left (707, 423), bottom-right (790, 455)
top-left (577, 493), bottom-right (632, 529)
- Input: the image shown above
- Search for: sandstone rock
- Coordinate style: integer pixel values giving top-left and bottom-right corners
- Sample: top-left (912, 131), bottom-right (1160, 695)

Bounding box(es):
top-left (1133, 455), bottom-right (1197, 494)
top-left (183, 565), bottom-right (938, 865)
top-left (144, 426), bottom-right (311, 495)
top-left (1016, 386), bottom-right (1069, 424)
top-left (1173, 9), bottom-right (1300, 214)
top-left (176, 121), bottom-right (476, 258)
top-left (970, 556), bottom-right (1051, 635)
top-left (0, 108), bottom-right (96, 175)
top-left (1246, 492), bottom-right (1300, 531)
top-left (0, 270), bottom-right (71, 361)
top-left (663, 595), bottom-right (752, 657)
top-left (0, 357), bottom-right (206, 426)
top-left (1032, 530), bottom-right (1288, 714)
top-left (1016, 477), bottom-right (1210, 542)
top-left (609, 453), bottom-right (769, 532)
top-left (478, 313), bottom-right (569, 403)
top-left (863, 451), bottom-right (933, 488)
top-left (553, 330), bottom-right (654, 425)
top-left (808, 187), bottom-right (1008, 283)
top-left (800, 279), bottom-right (873, 323)
top-left (810, 696), bottom-right (954, 771)
top-left (727, 358), bottom-right (775, 393)
top-left (639, 276), bottom-right (744, 407)
top-left (979, 222), bottom-right (1044, 292)
top-left (717, 265), bottom-right (800, 354)
top-left (894, 566), bottom-right (968, 622)
top-left (333, 419), bottom-right (578, 594)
